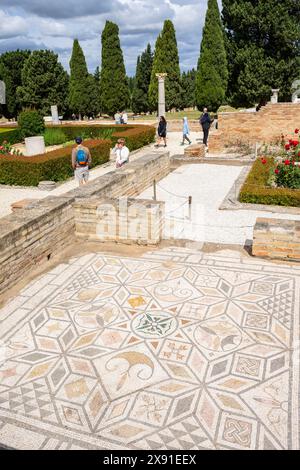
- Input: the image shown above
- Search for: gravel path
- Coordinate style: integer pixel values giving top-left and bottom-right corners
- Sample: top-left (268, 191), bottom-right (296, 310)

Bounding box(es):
top-left (138, 164), bottom-right (300, 246)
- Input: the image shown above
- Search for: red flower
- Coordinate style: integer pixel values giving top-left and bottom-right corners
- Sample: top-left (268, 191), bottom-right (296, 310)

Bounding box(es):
top-left (295, 129), bottom-right (299, 134)
top-left (261, 158), bottom-right (267, 164)
top-left (291, 140), bottom-right (299, 147)
top-left (275, 168), bottom-right (279, 174)
top-left (298, 151), bottom-right (300, 157)
top-left (0, 146), bottom-right (4, 151)
top-left (285, 144), bottom-right (290, 150)
top-left (284, 159), bottom-right (291, 165)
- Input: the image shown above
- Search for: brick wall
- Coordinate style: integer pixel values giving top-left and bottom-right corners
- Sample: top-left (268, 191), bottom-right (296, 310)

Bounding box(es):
top-left (0, 152), bottom-right (170, 295)
top-left (210, 103), bottom-right (300, 152)
top-left (74, 197), bottom-right (164, 245)
top-left (253, 217), bottom-right (300, 261)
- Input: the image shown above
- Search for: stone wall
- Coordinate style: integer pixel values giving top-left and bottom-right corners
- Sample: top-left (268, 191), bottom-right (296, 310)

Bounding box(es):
top-left (74, 197), bottom-right (164, 245)
top-left (0, 152), bottom-right (170, 295)
top-left (253, 217), bottom-right (300, 261)
top-left (0, 197), bottom-right (75, 294)
top-left (209, 103), bottom-right (300, 152)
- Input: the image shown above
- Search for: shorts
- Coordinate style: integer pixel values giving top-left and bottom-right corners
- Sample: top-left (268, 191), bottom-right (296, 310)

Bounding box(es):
top-left (75, 166), bottom-right (89, 182)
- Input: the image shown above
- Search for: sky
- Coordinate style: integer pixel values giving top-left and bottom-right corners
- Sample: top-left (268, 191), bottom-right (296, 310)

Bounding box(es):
top-left (0, 0), bottom-right (222, 76)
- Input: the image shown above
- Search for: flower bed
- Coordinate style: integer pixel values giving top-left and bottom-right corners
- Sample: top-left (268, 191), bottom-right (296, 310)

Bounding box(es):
top-left (239, 127), bottom-right (300, 207)
top-left (0, 139), bottom-right (111, 186)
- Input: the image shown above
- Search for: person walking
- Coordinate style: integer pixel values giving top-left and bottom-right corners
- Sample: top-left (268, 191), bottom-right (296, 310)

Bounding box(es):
top-left (72, 137), bottom-right (91, 186)
top-left (155, 116), bottom-right (167, 147)
top-left (200, 107), bottom-right (212, 149)
top-left (181, 117), bottom-right (192, 145)
top-left (113, 138), bottom-right (130, 168)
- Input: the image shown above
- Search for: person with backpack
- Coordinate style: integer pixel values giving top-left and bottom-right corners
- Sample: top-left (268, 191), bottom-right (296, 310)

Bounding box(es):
top-left (200, 107), bottom-right (212, 149)
top-left (72, 137), bottom-right (92, 186)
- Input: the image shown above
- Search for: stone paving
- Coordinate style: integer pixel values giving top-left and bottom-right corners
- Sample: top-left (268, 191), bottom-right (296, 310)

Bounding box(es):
top-left (139, 165), bottom-right (300, 246)
top-left (0, 246), bottom-right (299, 450)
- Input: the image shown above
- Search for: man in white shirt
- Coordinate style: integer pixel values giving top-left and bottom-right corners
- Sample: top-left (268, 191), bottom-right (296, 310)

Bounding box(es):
top-left (113, 138), bottom-right (130, 168)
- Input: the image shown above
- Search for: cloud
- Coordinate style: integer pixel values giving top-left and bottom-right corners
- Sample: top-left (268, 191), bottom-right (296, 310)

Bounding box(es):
top-left (0, 0), bottom-right (121, 19)
top-left (0, 11), bottom-right (28, 39)
top-left (0, 1), bottom-right (214, 75)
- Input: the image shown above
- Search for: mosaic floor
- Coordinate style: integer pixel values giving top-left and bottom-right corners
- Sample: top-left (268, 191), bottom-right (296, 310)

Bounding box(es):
top-left (0, 247), bottom-right (299, 450)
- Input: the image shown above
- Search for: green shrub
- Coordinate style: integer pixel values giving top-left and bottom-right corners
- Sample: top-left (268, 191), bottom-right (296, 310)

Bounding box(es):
top-left (18, 110), bottom-right (45, 139)
top-left (275, 162), bottom-right (300, 189)
top-left (0, 139), bottom-right (111, 186)
top-left (43, 128), bottom-right (67, 146)
top-left (0, 128), bottom-right (21, 145)
top-left (112, 125), bottom-right (155, 151)
top-left (239, 157), bottom-right (300, 207)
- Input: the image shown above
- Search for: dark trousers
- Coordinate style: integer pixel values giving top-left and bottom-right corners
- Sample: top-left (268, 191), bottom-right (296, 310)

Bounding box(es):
top-left (202, 127), bottom-right (209, 146)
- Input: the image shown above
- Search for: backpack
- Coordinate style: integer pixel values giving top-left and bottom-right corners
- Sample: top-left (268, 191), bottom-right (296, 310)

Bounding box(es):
top-left (76, 148), bottom-right (88, 166)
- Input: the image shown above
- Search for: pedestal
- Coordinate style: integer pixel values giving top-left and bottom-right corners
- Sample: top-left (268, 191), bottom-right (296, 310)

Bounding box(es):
top-left (270, 89), bottom-right (280, 104)
top-left (51, 105), bottom-right (59, 124)
top-left (25, 136), bottom-right (45, 156)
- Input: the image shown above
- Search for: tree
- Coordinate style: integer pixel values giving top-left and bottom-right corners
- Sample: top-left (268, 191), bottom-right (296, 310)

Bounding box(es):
top-left (99, 21), bottom-right (130, 116)
top-left (222, 0), bottom-right (300, 107)
top-left (181, 69), bottom-right (197, 109)
top-left (86, 74), bottom-right (100, 117)
top-left (69, 39), bottom-right (90, 119)
top-left (148, 20), bottom-right (182, 112)
top-left (0, 50), bottom-right (31, 119)
top-left (132, 44), bottom-right (153, 114)
top-left (196, 0), bottom-right (228, 112)
top-left (17, 50), bottom-right (69, 116)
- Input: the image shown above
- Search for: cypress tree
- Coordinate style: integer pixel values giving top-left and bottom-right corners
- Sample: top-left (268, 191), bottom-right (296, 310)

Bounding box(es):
top-left (69, 39), bottom-right (90, 119)
top-left (181, 69), bottom-right (197, 109)
top-left (148, 20), bottom-right (182, 112)
top-left (196, 0), bottom-right (228, 112)
top-left (17, 50), bottom-right (69, 116)
top-left (99, 21), bottom-right (130, 116)
top-left (223, 0), bottom-right (300, 107)
top-left (132, 44), bottom-right (153, 114)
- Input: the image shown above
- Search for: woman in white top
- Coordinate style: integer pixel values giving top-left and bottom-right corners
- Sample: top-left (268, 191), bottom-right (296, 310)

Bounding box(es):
top-left (113, 138), bottom-right (130, 168)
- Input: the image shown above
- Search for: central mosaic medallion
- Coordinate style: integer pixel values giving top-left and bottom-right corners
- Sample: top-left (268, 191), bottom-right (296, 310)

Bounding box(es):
top-left (131, 311), bottom-right (178, 339)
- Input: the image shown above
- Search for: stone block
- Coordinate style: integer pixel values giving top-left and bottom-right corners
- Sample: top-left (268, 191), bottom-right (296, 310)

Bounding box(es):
top-left (184, 144), bottom-right (206, 159)
top-left (11, 199), bottom-right (37, 211)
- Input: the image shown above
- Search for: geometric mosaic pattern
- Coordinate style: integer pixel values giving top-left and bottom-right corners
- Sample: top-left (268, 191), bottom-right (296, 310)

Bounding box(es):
top-left (0, 247), bottom-right (299, 450)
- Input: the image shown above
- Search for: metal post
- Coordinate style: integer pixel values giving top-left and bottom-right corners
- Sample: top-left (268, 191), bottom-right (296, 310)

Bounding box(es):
top-left (188, 196), bottom-right (192, 220)
top-left (153, 179), bottom-right (157, 201)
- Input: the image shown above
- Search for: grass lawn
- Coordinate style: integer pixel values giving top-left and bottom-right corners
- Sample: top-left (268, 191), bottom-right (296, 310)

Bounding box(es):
top-left (129, 106), bottom-right (244, 121)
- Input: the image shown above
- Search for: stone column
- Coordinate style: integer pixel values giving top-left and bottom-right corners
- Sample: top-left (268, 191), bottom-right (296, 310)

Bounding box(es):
top-left (156, 73), bottom-right (167, 117)
top-left (0, 80), bottom-right (5, 104)
top-left (270, 89), bottom-right (280, 104)
top-left (51, 105), bottom-right (59, 124)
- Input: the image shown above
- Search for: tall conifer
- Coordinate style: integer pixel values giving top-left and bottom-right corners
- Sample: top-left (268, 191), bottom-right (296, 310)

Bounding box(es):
top-left (196, 0), bottom-right (228, 112)
top-left (99, 21), bottom-right (130, 116)
top-left (132, 44), bottom-right (153, 113)
top-left (148, 20), bottom-right (182, 112)
top-left (69, 39), bottom-right (90, 119)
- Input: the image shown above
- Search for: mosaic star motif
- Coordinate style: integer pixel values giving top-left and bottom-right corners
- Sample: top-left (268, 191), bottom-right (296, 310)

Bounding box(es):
top-left (0, 247), bottom-right (299, 450)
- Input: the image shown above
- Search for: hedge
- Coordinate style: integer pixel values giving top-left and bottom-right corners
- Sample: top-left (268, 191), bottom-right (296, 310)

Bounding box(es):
top-left (112, 125), bottom-right (156, 151)
top-left (0, 128), bottom-right (22, 145)
top-left (0, 139), bottom-right (111, 186)
top-left (239, 157), bottom-right (300, 207)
